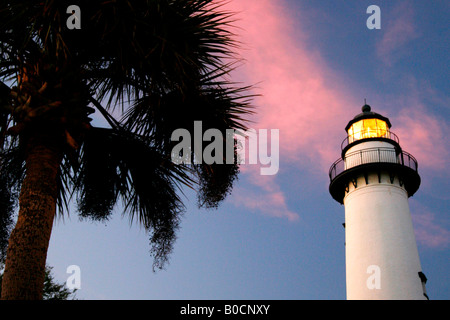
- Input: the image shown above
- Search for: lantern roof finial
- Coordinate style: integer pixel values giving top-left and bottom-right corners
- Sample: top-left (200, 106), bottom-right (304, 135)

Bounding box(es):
top-left (362, 99), bottom-right (371, 112)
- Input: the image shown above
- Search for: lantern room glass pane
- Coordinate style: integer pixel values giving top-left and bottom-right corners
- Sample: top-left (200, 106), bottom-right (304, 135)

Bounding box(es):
top-left (376, 119), bottom-right (388, 137)
top-left (363, 119), bottom-right (377, 138)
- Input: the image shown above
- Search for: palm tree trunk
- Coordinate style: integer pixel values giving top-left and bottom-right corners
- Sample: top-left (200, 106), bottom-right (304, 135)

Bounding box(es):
top-left (1, 137), bottom-right (61, 300)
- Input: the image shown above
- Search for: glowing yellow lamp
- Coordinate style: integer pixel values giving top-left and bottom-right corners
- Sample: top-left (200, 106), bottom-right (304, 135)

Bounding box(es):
top-left (345, 104), bottom-right (391, 144)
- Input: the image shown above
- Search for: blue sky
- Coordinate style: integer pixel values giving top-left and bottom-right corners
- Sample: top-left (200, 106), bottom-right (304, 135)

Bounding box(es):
top-left (46, 0), bottom-right (449, 299)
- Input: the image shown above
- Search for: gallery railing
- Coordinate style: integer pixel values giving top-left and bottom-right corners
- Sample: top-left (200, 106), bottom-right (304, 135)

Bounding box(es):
top-left (329, 147), bottom-right (418, 182)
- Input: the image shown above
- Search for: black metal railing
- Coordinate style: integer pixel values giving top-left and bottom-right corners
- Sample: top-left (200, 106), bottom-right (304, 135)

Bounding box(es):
top-left (341, 131), bottom-right (400, 150)
top-left (329, 147), bottom-right (418, 182)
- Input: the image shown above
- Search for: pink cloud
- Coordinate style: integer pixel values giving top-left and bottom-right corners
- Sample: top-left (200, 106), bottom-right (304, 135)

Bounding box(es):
top-left (223, 0), bottom-right (358, 164)
top-left (376, 2), bottom-right (419, 65)
top-left (394, 107), bottom-right (450, 172)
top-left (232, 166), bottom-right (299, 222)
top-left (410, 200), bottom-right (450, 249)
top-left (221, 0), bottom-right (357, 220)
top-left (387, 78), bottom-right (450, 173)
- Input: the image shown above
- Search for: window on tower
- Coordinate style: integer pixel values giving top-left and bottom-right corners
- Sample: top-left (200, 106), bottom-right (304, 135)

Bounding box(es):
top-left (347, 118), bottom-right (389, 143)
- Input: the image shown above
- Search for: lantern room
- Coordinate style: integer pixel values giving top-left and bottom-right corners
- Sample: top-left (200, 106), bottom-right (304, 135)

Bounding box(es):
top-left (345, 104), bottom-right (392, 144)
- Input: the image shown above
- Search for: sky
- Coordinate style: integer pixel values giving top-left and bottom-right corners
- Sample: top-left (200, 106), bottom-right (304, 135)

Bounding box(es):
top-left (45, 0), bottom-right (449, 300)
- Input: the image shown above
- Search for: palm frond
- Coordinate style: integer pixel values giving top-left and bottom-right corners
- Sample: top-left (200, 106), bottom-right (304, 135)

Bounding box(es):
top-left (75, 128), bottom-right (124, 222)
top-left (0, 81), bottom-right (13, 150)
top-left (81, 0), bottom-right (243, 110)
top-left (74, 127), bottom-right (192, 269)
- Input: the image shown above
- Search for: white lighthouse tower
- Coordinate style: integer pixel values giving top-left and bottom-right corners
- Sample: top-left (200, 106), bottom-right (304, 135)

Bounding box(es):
top-left (329, 104), bottom-right (428, 300)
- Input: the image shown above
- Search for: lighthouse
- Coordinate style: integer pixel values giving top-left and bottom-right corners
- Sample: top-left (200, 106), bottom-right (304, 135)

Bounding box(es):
top-left (329, 104), bottom-right (428, 300)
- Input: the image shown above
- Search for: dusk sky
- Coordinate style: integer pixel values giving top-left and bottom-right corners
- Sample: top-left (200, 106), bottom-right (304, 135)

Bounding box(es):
top-left (46, 0), bottom-right (449, 299)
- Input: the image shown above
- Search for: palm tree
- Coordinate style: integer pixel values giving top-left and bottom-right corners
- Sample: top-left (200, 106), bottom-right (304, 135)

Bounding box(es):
top-left (0, 0), bottom-right (253, 299)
